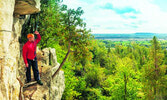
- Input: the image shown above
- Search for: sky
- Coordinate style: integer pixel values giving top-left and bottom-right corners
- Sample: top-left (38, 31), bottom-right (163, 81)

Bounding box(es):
top-left (62, 0), bottom-right (167, 34)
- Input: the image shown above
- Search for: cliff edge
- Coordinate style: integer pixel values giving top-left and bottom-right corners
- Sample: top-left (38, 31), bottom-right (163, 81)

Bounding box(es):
top-left (0, 0), bottom-right (65, 100)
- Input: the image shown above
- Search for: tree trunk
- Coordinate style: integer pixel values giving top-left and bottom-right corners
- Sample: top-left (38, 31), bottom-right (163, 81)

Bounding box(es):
top-left (154, 46), bottom-right (158, 96)
top-left (124, 73), bottom-right (127, 100)
top-left (52, 42), bottom-right (71, 78)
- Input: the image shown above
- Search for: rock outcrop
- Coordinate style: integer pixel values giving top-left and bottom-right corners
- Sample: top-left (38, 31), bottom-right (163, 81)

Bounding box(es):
top-left (19, 48), bottom-right (65, 100)
top-left (0, 0), bottom-right (65, 100)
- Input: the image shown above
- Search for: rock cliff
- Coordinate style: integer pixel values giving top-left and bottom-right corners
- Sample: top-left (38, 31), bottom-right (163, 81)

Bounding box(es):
top-left (0, 0), bottom-right (65, 100)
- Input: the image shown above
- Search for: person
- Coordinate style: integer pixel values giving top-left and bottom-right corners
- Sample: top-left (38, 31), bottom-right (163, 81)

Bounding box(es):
top-left (22, 31), bottom-right (43, 85)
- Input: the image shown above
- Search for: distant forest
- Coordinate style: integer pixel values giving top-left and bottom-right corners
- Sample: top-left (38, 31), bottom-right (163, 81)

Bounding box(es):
top-left (93, 33), bottom-right (167, 41)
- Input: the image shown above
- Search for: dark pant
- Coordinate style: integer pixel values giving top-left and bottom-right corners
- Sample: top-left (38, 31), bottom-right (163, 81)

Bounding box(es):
top-left (26, 57), bottom-right (40, 82)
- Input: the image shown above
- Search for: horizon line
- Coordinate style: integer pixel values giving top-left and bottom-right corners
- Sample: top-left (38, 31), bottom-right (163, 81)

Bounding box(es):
top-left (91, 32), bottom-right (167, 34)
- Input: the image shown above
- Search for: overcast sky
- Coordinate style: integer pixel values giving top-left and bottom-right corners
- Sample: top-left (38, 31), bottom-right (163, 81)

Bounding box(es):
top-left (62, 0), bottom-right (167, 34)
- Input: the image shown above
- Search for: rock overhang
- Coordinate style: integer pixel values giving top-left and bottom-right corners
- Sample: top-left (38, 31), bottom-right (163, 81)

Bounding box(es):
top-left (14, 0), bottom-right (40, 15)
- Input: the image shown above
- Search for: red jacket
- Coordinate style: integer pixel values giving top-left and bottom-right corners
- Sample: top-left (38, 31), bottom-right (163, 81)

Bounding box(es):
top-left (22, 34), bottom-right (41, 64)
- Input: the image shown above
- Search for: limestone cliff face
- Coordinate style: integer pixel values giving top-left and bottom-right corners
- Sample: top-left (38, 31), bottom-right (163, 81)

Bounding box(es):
top-left (0, 0), bottom-right (65, 100)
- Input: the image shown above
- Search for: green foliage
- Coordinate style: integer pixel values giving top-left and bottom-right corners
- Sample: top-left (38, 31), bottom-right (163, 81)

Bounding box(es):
top-left (142, 36), bottom-right (167, 99)
top-left (38, 0), bottom-right (63, 48)
top-left (85, 64), bottom-right (105, 87)
top-left (37, 0), bottom-right (167, 99)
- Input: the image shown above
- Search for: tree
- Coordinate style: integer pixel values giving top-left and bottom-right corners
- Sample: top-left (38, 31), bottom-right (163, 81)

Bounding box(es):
top-left (38, 0), bottom-right (63, 48)
top-left (35, 0), bottom-right (92, 78)
top-left (116, 57), bottom-right (140, 100)
top-left (51, 5), bottom-right (92, 78)
top-left (102, 57), bottom-right (143, 100)
top-left (142, 36), bottom-right (167, 99)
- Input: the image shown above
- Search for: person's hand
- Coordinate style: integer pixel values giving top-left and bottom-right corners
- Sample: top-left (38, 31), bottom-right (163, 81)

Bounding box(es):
top-left (34, 31), bottom-right (39, 35)
top-left (26, 63), bottom-right (29, 67)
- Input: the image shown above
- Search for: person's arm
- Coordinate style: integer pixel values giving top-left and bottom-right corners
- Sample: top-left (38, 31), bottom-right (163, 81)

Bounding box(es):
top-left (22, 44), bottom-right (28, 65)
top-left (35, 31), bottom-right (41, 44)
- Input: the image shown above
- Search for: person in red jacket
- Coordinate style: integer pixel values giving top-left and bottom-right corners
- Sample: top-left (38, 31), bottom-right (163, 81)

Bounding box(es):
top-left (22, 31), bottom-right (43, 85)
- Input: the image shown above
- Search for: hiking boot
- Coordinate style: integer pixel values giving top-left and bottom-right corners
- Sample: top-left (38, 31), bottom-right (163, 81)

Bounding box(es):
top-left (26, 80), bottom-right (31, 84)
top-left (37, 80), bottom-right (43, 85)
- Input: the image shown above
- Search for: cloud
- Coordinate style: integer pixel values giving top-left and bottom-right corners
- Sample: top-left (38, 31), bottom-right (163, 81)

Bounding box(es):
top-left (121, 14), bottom-right (138, 19)
top-left (93, 25), bottom-right (101, 27)
top-left (124, 23), bottom-right (138, 29)
top-left (80, 0), bottom-right (96, 4)
top-left (62, 0), bottom-right (167, 33)
top-left (129, 16), bottom-right (137, 19)
top-left (102, 3), bottom-right (139, 14)
top-left (101, 3), bottom-right (113, 10)
top-left (114, 7), bottom-right (139, 14)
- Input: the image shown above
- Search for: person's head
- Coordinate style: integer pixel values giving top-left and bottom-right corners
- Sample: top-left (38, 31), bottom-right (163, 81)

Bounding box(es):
top-left (27, 33), bottom-right (34, 42)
